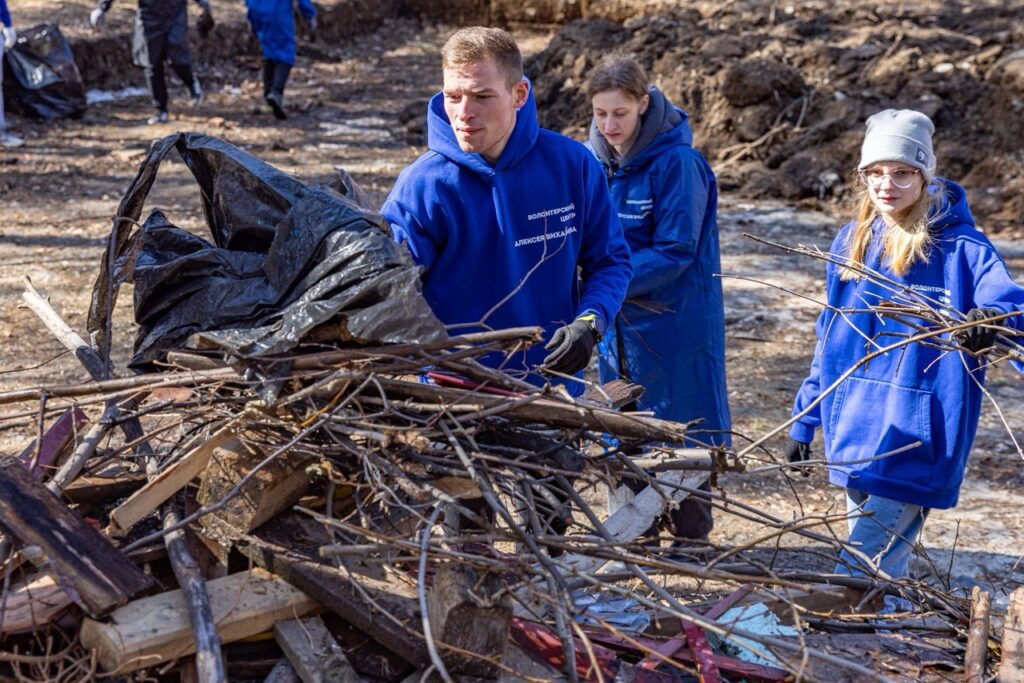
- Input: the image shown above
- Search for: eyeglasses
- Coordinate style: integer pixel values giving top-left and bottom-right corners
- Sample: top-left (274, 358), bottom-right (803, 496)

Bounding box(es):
top-left (858, 167), bottom-right (920, 189)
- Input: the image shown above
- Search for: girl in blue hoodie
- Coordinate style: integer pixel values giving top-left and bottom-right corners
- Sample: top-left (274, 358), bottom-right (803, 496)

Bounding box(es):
top-left (586, 57), bottom-right (731, 544)
top-left (786, 109), bottom-right (1024, 581)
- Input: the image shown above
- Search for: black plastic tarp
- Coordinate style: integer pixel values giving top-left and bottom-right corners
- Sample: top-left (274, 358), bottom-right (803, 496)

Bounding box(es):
top-left (87, 132), bottom-right (446, 369)
top-left (2, 23), bottom-right (87, 120)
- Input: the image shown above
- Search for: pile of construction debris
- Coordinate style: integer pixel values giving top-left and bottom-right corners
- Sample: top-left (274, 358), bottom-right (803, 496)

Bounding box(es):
top-left (0, 135), bottom-right (1017, 682)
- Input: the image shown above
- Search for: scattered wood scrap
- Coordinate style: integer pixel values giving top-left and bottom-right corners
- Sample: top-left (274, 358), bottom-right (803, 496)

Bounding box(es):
top-left (79, 568), bottom-right (320, 674)
top-left (0, 457), bottom-right (154, 617)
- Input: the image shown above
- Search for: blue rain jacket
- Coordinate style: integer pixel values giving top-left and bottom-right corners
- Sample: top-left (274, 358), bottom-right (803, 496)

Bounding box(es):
top-left (246, 0), bottom-right (314, 65)
top-left (381, 82), bottom-right (632, 390)
top-left (588, 87), bottom-right (731, 446)
top-left (790, 180), bottom-right (1024, 509)
top-left (1, 1), bottom-right (11, 28)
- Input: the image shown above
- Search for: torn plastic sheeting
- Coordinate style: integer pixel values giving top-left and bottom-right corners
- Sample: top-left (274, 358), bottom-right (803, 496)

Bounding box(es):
top-left (708, 602), bottom-right (799, 667)
top-left (86, 132), bottom-right (446, 368)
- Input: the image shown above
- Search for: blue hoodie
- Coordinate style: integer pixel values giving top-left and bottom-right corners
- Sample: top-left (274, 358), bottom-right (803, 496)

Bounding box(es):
top-left (588, 87), bottom-right (731, 447)
top-left (790, 180), bottom-right (1024, 508)
top-left (381, 82), bottom-right (632, 389)
top-left (246, 0), bottom-right (315, 65)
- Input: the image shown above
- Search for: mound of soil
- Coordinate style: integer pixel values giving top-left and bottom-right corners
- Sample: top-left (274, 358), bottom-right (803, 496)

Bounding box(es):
top-left (526, 0), bottom-right (1024, 235)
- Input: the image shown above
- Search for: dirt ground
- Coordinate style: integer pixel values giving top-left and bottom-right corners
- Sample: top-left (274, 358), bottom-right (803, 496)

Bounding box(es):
top-left (1, 1), bottom-right (1023, 622)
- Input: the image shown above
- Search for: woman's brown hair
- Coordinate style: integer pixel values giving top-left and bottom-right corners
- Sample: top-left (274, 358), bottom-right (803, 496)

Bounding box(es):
top-left (587, 56), bottom-right (649, 101)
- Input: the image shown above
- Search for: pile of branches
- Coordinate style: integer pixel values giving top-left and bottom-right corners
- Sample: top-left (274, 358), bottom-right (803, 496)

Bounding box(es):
top-left (0, 267), bottom-right (1011, 681)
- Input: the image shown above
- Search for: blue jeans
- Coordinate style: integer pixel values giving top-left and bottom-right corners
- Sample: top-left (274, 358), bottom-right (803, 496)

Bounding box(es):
top-left (835, 489), bottom-right (930, 580)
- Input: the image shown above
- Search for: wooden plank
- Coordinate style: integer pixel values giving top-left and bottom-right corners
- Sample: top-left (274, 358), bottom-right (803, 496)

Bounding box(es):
top-left (80, 568), bottom-right (321, 674)
top-left (582, 629), bottom-right (790, 683)
top-left (682, 621), bottom-right (722, 683)
top-left (108, 425), bottom-right (236, 534)
top-left (274, 616), bottom-right (357, 683)
top-left (0, 457), bottom-right (154, 617)
top-left (999, 587), bottom-right (1024, 683)
top-left (62, 473), bottom-right (148, 505)
top-left (17, 406), bottom-right (88, 478)
top-left (0, 572), bottom-right (72, 634)
top-left (510, 617), bottom-right (620, 682)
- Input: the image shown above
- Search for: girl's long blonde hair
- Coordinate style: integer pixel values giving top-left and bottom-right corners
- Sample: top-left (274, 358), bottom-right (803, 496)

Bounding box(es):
top-left (839, 180), bottom-right (943, 281)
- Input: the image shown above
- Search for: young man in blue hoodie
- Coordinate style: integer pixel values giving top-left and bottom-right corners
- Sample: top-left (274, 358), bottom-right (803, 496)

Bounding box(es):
top-left (381, 27), bottom-right (632, 392)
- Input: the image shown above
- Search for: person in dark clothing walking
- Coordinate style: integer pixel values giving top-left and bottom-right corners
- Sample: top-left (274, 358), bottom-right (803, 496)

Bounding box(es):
top-left (90, 0), bottom-right (212, 125)
top-left (246, 0), bottom-right (316, 120)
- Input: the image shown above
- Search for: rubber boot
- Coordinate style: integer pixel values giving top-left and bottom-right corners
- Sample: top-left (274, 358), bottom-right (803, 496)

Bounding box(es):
top-left (265, 61), bottom-right (292, 120)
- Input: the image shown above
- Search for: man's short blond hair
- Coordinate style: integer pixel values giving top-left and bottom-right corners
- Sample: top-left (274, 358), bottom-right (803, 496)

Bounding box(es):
top-left (441, 27), bottom-right (523, 89)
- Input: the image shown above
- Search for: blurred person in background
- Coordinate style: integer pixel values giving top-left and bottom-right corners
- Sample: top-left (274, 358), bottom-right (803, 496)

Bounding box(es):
top-left (0, 0), bottom-right (24, 147)
top-left (89, 0), bottom-right (212, 124)
top-left (246, 0), bottom-right (316, 120)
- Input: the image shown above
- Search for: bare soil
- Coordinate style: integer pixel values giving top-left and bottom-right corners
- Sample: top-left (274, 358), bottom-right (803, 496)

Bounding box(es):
top-left (1, 0), bottom-right (1023, 617)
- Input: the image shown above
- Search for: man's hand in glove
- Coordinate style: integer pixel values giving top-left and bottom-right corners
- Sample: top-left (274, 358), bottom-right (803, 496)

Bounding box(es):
top-left (958, 307), bottom-right (1002, 353)
top-left (783, 438), bottom-right (812, 477)
top-left (196, 9), bottom-right (215, 37)
top-left (89, 8), bottom-right (106, 28)
top-left (543, 315), bottom-right (600, 376)
top-left (1, 26), bottom-right (15, 49)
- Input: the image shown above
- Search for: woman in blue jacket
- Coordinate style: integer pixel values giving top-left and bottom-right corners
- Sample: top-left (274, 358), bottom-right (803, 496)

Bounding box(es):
top-left (246, 0), bottom-right (316, 120)
top-left (586, 57), bottom-right (731, 543)
top-left (786, 109), bottom-right (1024, 581)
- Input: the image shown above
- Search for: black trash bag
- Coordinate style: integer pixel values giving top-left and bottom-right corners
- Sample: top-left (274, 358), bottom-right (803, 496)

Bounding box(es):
top-left (87, 132), bottom-right (446, 369)
top-left (1, 23), bottom-right (87, 120)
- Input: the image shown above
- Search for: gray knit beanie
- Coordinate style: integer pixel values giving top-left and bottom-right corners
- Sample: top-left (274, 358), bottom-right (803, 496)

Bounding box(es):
top-left (858, 109), bottom-right (936, 178)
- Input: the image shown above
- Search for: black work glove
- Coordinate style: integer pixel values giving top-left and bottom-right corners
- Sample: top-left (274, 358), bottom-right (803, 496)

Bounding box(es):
top-left (958, 307), bottom-right (1002, 353)
top-left (783, 438), bottom-right (812, 477)
top-left (196, 9), bottom-right (215, 37)
top-left (543, 319), bottom-right (597, 375)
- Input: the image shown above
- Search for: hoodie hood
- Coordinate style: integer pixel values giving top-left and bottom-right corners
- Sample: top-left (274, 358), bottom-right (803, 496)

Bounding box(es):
top-left (426, 78), bottom-right (540, 177)
top-left (589, 86), bottom-right (689, 173)
top-left (930, 179), bottom-right (975, 232)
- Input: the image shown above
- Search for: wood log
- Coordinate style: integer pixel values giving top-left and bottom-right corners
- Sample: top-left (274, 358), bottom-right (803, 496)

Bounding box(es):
top-left (62, 473), bottom-right (148, 505)
top-left (80, 568), bottom-right (321, 674)
top-left (363, 377), bottom-right (693, 443)
top-left (197, 435), bottom-right (313, 542)
top-left (967, 586), bottom-right (991, 683)
top-left (0, 457), bottom-right (154, 617)
top-left (427, 562), bottom-right (512, 678)
top-left (999, 587), bottom-right (1024, 683)
top-left (274, 616), bottom-right (358, 683)
top-left (107, 425), bottom-right (236, 534)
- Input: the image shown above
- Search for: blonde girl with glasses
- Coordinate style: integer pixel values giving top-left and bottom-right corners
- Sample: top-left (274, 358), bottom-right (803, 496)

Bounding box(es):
top-left (784, 109), bottom-right (1024, 590)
